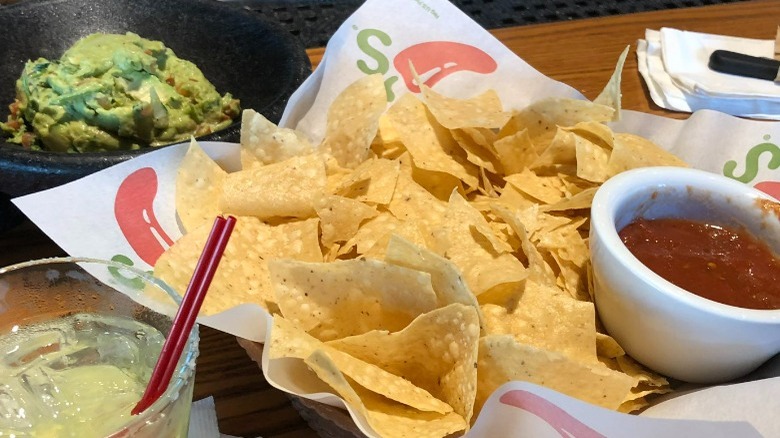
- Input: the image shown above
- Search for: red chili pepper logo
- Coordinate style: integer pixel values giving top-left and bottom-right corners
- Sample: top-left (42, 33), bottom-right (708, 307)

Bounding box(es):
top-left (114, 167), bottom-right (174, 266)
top-left (498, 390), bottom-right (606, 438)
top-left (754, 181), bottom-right (780, 200)
top-left (393, 41), bottom-right (497, 93)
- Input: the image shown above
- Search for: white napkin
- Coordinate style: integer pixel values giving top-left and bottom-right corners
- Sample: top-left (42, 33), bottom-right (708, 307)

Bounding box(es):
top-left (637, 28), bottom-right (780, 119)
top-left (641, 376), bottom-right (780, 438)
top-left (188, 396), bottom-right (246, 438)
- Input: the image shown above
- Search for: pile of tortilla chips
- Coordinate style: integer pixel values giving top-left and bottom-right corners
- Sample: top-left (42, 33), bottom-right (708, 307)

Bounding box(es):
top-left (154, 53), bottom-right (683, 437)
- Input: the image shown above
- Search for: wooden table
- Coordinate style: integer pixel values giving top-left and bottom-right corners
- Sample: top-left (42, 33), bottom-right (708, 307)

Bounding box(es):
top-left (1, 0), bottom-right (777, 436)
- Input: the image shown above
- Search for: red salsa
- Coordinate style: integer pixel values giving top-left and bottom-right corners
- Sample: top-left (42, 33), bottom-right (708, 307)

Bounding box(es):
top-left (618, 217), bottom-right (780, 310)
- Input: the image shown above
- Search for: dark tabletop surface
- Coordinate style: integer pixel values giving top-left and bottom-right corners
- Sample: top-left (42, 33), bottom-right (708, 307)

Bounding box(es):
top-left (220, 0), bottom-right (747, 48)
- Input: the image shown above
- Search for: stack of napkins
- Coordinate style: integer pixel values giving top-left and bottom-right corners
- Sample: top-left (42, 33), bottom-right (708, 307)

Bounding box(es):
top-left (637, 27), bottom-right (780, 119)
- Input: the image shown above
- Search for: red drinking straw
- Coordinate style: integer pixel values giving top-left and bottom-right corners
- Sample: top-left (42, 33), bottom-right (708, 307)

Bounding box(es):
top-left (132, 215), bottom-right (237, 415)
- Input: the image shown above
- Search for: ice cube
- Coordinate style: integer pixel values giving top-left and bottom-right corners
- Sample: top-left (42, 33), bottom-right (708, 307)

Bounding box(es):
top-left (0, 382), bottom-right (28, 422)
top-left (2, 329), bottom-right (66, 369)
top-left (0, 379), bottom-right (40, 431)
top-left (20, 366), bottom-right (60, 410)
top-left (97, 332), bottom-right (139, 367)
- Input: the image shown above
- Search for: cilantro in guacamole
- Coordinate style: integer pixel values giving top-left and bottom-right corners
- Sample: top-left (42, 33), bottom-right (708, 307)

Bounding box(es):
top-left (1, 32), bottom-right (240, 152)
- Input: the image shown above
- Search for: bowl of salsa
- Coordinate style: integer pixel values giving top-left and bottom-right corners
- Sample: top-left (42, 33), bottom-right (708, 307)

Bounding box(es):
top-left (589, 166), bottom-right (780, 384)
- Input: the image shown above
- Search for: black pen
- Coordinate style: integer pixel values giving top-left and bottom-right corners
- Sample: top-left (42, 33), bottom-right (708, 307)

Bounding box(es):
top-left (708, 49), bottom-right (780, 83)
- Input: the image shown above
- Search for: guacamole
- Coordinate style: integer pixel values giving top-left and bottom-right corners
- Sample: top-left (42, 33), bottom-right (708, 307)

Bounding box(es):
top-left (1, 32), bottom-right (240, 152)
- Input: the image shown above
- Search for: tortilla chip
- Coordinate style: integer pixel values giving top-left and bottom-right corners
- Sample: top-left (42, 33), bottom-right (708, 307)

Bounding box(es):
top-left (481, 279), bottom-right (598, 365)
top-left (339, 212), bottom-right (417, 258)
top-left (270, 259), bottom-right (438, 340)
top-left (267, 316), bottom-right (453, 414)
top-left (504, 168), bottom-right (566, 205)
top-left (175, 138), bottom-right (227, 232)
top-left (304, 349), bottom-right (468, 438)
top-left (451, 128), bottom-right (500, 173)
top-left (490, 203), bottom-right (557, 286)
top-left (529, 97), bottom-right (615, 127)
top-left (333, 158), bottom-right (401, 205)
top-left (322, 74), bottom-right (388, 168)
top-left (422, 86), bottom-right (511, 130)
top-left (563, 121), bottom-right (615, 150)
top-left (154, 217), bottom-right (321, 314)
top-left (476, 335), bottom-right (635, 415)
top-left (328, 304), bottom-right (480, 425)
top-left (386, 93), bottom-right (479, 188)
top-left (531, 128), bottom-right (578, 170)
top-left (387, 172), bottom-right (448, 232)
top-left (220, 153), bottom-right (327, 219)
top-left (429, 192), bottom-right (527, 297)
top-left (607, 132), bottom-right (688, 176)
top-left (315, 195), bottom-right (378, 247)
top-left (541, 187), bottom-right (597, 212)
top-left (384, 234), bottom-right (483, 328)
top-left (240, 108), bottom-right (315, 165)
top-left (574, 134), bottom-right (611, 183)
top-left (493, 128), bottom-right (538, 175)
top-left (597, 333), bottom-right (626, 360)
top-left (594, 46), bottom-right (630, 120)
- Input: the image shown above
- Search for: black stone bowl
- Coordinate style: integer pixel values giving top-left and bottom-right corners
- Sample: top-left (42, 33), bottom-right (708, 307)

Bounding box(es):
top-left (0, 0), bottom-right (311, 200)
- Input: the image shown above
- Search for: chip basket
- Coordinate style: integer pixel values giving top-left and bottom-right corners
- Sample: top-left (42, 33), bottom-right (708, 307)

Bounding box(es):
top-left (288, 395), bottom-right (366, 438)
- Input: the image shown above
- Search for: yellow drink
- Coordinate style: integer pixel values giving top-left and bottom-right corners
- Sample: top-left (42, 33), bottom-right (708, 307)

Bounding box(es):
top-left (0, 258), bottom-right (199, 438)
top-left (0, 313), bottom-right (165, 436)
